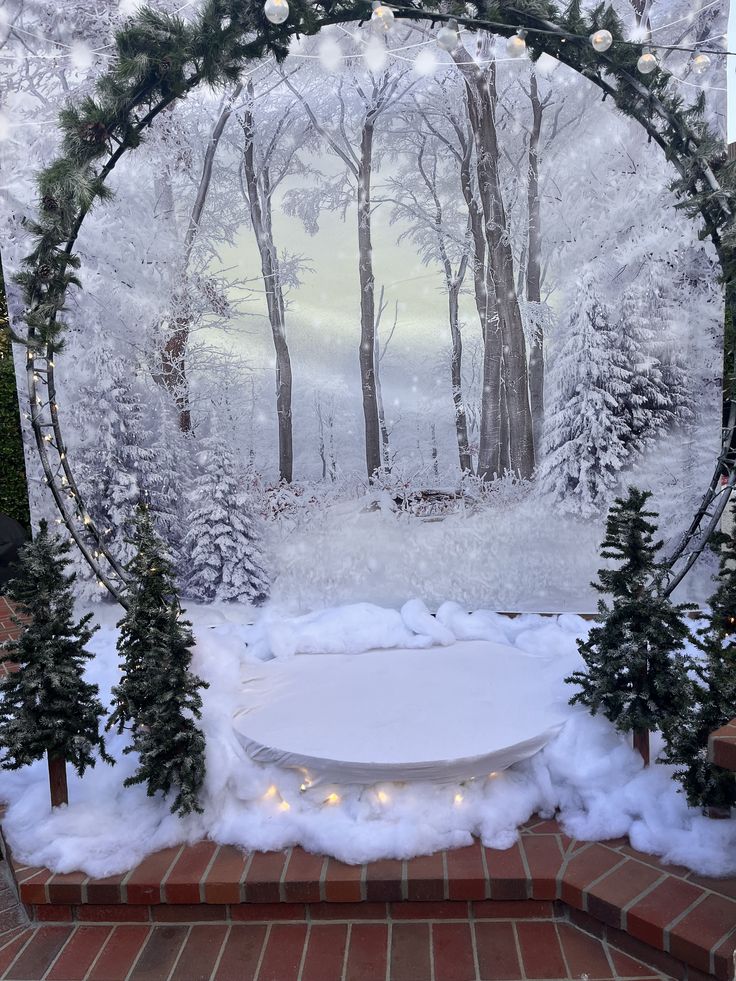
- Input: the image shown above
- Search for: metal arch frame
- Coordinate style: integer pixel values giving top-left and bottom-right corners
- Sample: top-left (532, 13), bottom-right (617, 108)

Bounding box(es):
top-left (20, 0), bottom-right (736, 607)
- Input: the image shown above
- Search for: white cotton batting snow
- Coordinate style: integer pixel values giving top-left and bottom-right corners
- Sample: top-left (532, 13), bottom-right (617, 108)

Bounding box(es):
top-left (0, 599), bottom-right (734, 880)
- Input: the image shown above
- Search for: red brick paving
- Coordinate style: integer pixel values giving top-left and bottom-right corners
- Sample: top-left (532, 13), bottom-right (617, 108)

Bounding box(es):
top-left (1, 815), bottom-right (735, 978)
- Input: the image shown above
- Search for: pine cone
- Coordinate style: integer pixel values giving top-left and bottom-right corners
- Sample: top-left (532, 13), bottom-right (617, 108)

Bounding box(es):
top-left (37, 263), bottom-right (54, 281)
top-left (41, 194), bottom-right (59, 214)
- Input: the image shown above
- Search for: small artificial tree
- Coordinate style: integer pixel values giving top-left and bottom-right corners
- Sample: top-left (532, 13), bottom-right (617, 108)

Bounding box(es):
top-left (566, 487), bottom-right (693, 765)
top-left (108, 504), bottom-right (208, 816)
top-left (663, 516), bottom-right (736, 815)
top-left (0, 521), bottom-right (111, 806)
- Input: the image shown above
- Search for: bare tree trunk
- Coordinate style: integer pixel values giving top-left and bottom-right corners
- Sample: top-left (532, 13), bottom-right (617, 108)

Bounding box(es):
top-left (456, 52), bottom-right (535, 480)
top-left (430, 423), bottom-right (439, 479)
top-left (358, 120), bottom-right (382, 480)
top-left (633, 727), bottom-right (650, 766)
top-left (242, 92), bottom-right (293, 483)
top-left (527, 71), bottom-right (544, 457)
top-left (159, 85), bottom-right (242, 433)
top-left (374, 329), bottom-right (391, 470)
top-left (48, 752), bottom-right (68, 808)
top-left (447, 282), bottom-right (473, 474)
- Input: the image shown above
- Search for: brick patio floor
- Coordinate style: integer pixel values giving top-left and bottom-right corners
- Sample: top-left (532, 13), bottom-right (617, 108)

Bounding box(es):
top-left (2, 816), bottom-right (735, 980)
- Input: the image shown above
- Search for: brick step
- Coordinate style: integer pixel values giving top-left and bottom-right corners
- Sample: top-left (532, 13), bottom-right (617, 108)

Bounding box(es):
top-left (5, 819), bottom-right (736, 980)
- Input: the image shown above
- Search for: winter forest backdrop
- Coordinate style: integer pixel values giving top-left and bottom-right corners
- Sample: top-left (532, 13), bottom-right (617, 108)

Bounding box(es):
top-left (1, 0), bottom-right (727, 611)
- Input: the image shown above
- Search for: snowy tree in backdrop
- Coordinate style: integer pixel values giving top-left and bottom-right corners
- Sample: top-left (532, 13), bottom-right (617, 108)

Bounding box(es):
top-left (541, 270), bottom-right (631, 516)
top-left (182, 433), bottom-right (269, 603)
top-left (108, 506), bottom-right (207, 816)
top-left (71, 348), bottom-right (154, 574)
top-left (566, 488), bottom-right (692, 765)
top-left (664, 515), bottom-right (736, 812)
top-left (0, 523), bottom-right (111, 806)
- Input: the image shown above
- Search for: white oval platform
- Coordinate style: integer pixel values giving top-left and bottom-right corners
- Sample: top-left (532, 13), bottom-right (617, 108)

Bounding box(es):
top-left (232, 640), bottom-right (568, 785)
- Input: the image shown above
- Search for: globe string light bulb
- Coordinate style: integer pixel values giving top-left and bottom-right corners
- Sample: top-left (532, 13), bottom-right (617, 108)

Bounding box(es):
top-left (370, 0), bottom-right (395, 34)
top-left (437, 19), bottom-right (460, 52)
top-left (692, 53), bottom-right (711, 75)
top-left (264, 0), bottom-right (289, 25)
top-left (506, 30), bottom-right (527, 59)
top-left (637, 48), bottom-right (658, 74)
top-left (590, 29), bottom-right (612, 53)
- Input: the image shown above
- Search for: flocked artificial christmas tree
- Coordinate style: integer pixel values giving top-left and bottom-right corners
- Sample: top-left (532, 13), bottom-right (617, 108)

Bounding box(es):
top-left (0, 522), bottom-right (111, 806)
top-left (182, 432), bottom-right (269, 604)
top-left (566, 487), bottom-right (693, 765)
top-left (108, 504), bottom-right (208, 816)
top-left (663, 514), bottom-right (736, 815)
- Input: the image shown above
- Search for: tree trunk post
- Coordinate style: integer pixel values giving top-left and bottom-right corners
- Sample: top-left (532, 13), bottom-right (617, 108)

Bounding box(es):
top-left (633, 728), bottom-right (650, 766)
top-left (47, 752), bottom-right (68, 808)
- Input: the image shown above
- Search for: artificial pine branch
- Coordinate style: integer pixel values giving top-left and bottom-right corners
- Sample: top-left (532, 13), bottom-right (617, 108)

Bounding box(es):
top-left (0, 521), bottom-right (112, 807)
top-left (566, 487), bottom-right (693, 765)
top-left (108, 504), bottom-right (208, 816)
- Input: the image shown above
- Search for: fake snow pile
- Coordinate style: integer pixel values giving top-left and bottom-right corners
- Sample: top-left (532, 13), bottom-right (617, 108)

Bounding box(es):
top-left (0, 601), bottom-right (734, 879)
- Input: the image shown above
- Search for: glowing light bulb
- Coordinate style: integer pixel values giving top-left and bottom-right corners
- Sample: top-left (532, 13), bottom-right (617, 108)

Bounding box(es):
top-left (264, 0), bottom-right (289, 25)
top-left (506, 31), bottom-right (527, 58)
top-left (325, 793), bottom-right (340, 805)
top-left (371, 1), bottom-right (394, 34)
top-left (637, 50), bottom-right (657, 74)
top-left (590, 30), bottom-right (612, 53)
top-left (692, 53), bottom-right (711, 75)
top-left (279, 800), bottom-right (291, 811)
top-left (437, 21), bottom-right (459, 52)
top-left (377, 790), bottom-right (389, 803)
top-left (300, 782), bottom-right (310, 792)
top-left (454, 792), bottom-right (464, 805)
top-left (263, 785), bottom-right (278, 800)
top-left (489, 772), bottom-right (498, 778)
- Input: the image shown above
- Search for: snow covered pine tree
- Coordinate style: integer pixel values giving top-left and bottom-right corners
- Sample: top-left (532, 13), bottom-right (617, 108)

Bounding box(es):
top-left (108, 504), bottom-right (208, 816)
top-left (664, 512), bottom-right (736, 815)
top-left (183, 432), bottom-right (269, 604)
top-left (566, 488), bottom-right (692, 765)
top-left (0, 522), bottom-right (111, 806)
top-left (541, 269), bottom-right (631, 516)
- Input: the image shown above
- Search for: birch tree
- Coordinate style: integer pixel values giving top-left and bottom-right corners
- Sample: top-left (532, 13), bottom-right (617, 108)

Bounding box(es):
top-left (283, 47), bottom-right (415, 480)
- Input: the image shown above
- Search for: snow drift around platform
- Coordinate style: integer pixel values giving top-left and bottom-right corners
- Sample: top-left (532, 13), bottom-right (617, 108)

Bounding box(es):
top-left (0, 600), bottom-right (734, 879)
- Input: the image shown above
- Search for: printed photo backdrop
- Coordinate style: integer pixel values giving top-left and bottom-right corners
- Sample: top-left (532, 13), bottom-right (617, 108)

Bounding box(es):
top-left (1, 0), bottom-right (727, 612)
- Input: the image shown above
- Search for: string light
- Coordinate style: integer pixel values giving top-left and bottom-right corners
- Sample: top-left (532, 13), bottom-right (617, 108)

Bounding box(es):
top-left (436, 20), bottom-right (460, 52)
top-left (454, 792), bottom-right (464, 805)
top-left (692, 53), bottom-right (711, 75)
top-left (506, 30), bottom-right (527, 58)
top-left (263, 785), bottom-right (278, 800)
top-left (377, 790), bottom-right (390, 803)
top-left (263, 0), bottom-right (289, 25)
top-left (278, 799), bottom-right (291, 811)
top-left (370, 1), bottom-right (395, 34)
top-left (590, 30), bottom-right (613, 53)
top-left (637, 49), bottom-right (658, 74)
top-left (325, 792), bottom-right (340, 805)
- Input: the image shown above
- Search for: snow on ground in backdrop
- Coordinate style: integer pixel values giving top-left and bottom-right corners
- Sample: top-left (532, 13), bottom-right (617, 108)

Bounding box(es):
top-left (0, 600), bottom-right (734, 879)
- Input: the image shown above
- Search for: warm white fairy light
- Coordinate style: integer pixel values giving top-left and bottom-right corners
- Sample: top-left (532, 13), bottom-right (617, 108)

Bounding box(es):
top-left (377, 790), bottom-right (390, 803)
top-left (637, 49), bottom-right (658, 74)
top-left (436, 20), bottom-right (460, 53)
top-left (264, 0), bottom-right (289, 25)
top-left (590, 30), bottom-right (613, 53)
top-left (370, 1), bottom-right (395, 34)
top-left (693, 53), bottom-right (711, 75)
top-left (506, 30), bottom-right (527, 59)
top-left (454, 792), bottom-right (464, 805)
top-left (263, 784), bottom-right (278, 800)
top-left (325, 792), bottom-right (341, 805)
top-left (279, 799), bottom-right (291, 811)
